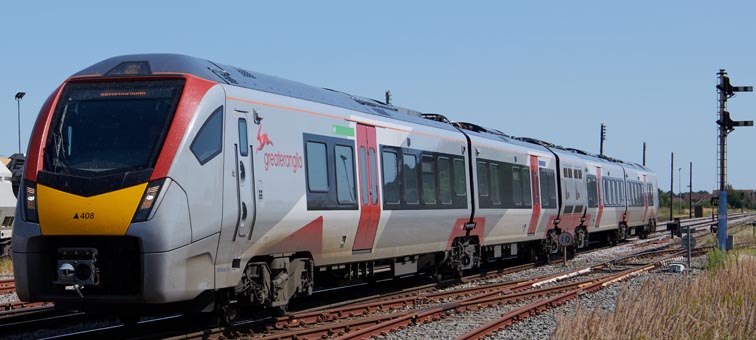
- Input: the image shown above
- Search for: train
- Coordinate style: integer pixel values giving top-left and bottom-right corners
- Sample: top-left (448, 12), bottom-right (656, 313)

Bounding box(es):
top-left (12, 54), bottom-right (658, 323)
top-left (0, 159), bottom-right (15, 256)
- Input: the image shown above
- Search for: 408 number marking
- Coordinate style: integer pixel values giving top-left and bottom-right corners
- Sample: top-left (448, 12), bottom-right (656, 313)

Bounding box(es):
top-left (74, 212), bottom-right (95, 220)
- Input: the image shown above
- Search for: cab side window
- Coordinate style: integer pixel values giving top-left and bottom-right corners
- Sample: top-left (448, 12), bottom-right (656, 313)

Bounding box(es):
top-left (190, 106), bottom-right (223, 165)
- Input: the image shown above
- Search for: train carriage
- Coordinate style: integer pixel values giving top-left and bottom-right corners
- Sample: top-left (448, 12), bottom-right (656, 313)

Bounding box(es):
top-left (0, 161), bottom-right (15, 256)
top-left (460, 127), bottom-right (555, 256)
top-left (548, 148), bottom-right (591, 249)
top-left (12, 54), bottom-right (658, 322)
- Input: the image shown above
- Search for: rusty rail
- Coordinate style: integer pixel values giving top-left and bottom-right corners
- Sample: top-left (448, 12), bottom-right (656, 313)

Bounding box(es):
top-left (0, 278), bottom-right (15, 294)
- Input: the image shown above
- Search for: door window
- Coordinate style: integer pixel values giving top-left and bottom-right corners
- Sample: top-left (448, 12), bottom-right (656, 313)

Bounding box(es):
top-left (238, 118), bottom-right (248, 156)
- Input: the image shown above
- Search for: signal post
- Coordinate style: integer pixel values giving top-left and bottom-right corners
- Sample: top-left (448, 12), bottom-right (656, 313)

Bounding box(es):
top-left (715, 69), bottom-right (753, 251)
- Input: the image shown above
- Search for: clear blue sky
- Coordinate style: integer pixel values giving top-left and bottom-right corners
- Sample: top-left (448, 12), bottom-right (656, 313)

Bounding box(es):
top-left (2, 1), bottom-right (755, 193)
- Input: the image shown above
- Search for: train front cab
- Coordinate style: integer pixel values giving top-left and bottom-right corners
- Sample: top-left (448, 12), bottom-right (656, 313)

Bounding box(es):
top-left (12, 71), bottom-right (229, 315)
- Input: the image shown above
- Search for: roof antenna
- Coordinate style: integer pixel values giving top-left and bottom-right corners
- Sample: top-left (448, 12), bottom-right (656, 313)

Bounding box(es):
top-left (385, 90), bottom-right (391, 105)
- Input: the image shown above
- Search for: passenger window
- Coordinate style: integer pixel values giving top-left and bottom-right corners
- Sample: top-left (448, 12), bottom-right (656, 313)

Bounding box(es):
top-left (548, 171), bottom-right (557, 207)
top-left (238, 118), bottom-right (248, 156)
top-left (477, 161), bottom-right (489, 197)
top-left (454, 159), bottom-right (466, 197)
top-left (611, 181), bottom-right (616, 206)
top-left (619, 181), bottom-right (624, 204)
top-left (587, 175), bottom-right (598, 208)
top-left (490, 164), bottom-right (501, 205)
top-left (422, 155), bottom-right (436, 205)
top-left (306, 142), bottom-right (328, 192)
top-left (382, 151), bottom-right (400, 204)
top-left (521, 168), bottom-right (532, 207)
top-left (513, 167), bottom-right (522, 205)
top-left (439, 157), bottom-right (452, 205)
top-left (190, 106), bottom-right (223, 165)
top-left (540, 169), bottom-right (557, 208)
top-left (403, 154), bottom-right (419, 204)
top-left (335, 145), bottom-right (356, 204)
top-left (540, 169), bottom-right (549, 208)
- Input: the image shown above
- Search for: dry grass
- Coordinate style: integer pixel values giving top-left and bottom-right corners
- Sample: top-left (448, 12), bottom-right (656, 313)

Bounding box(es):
top-left (553, 250), bottom-right (756, 340)
top-left (0, 257), bottom-right (12, 276)
top-left (657, 208), bottom-right (752, 222)
top-left (697, 223), bottom-right (756, 248)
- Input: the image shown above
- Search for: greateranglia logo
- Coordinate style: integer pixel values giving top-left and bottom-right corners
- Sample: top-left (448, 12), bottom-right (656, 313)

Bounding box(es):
top-left (256, 124), bottom-right (303, 173)
top-left (256, 124), bottom-right (274, 152)
top-left (264, 151), bottom-right (303, 173)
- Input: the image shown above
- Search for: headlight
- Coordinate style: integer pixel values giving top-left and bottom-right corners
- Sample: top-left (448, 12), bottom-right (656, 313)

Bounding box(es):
top-left (132, 178), bottom-right (166, 222)
top-left (23, 181), bottom-right (38, 223)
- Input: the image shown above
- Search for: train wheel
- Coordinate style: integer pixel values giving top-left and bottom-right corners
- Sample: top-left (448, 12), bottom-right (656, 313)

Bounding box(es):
top-left (0, 243), bottom-right (10, 258)
top-left (219, 304), bottom-right (239, 326)
top-left (619, 224), bottom-right (628, 241)
top-left (607, 232), bottom-right (617, 245)
top-left (117, 314), bottom-right (140, 327)
top-left (574, 228), bottom-right (588, 249)
top-left (271, 304), bottom-right (288, 317)
top-left (547, 231), bottom-right (560, 254)
top-left (637, 228), bottom-right (646, 239)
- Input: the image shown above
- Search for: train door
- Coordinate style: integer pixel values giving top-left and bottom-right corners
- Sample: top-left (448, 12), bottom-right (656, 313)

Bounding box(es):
top-left (353, 124), bottom-right (381, 252)
top-left (594, 166), bottom-right (604, 229)
top-left (574, 167), bottom-right (587, 215)
top-left (232, 110), bottom-right (255, 241)
top-left (526, 155), bottom-right (541, 235)
top-left (562, 165), bottom-right (576, 214)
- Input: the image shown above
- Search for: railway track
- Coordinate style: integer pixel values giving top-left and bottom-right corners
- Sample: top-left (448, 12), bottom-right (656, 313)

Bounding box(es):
top-left (0, 278), bottom-right (14, 294)
top-left (2, 213), bottom-right (753, 339)
top-left (175, 247), bottom-right (693, 340)
top-left (154, 238), bottom-right (715, 339)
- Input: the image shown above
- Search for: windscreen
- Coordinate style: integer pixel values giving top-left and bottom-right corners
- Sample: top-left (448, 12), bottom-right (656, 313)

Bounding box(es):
top-left (44, 80), bottom-right (185, 177)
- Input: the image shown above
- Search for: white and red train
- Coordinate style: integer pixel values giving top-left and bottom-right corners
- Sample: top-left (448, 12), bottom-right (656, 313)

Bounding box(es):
top-left (12, 54), bottom-right (658, 321)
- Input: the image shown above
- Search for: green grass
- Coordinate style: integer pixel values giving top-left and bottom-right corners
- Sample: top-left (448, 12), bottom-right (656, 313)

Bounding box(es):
top-left (706, 247), bottom-right (727, 270)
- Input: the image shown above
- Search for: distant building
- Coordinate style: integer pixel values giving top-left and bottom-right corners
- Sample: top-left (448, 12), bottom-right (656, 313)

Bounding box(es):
top-left (681, 192), bottom-right (714, 205)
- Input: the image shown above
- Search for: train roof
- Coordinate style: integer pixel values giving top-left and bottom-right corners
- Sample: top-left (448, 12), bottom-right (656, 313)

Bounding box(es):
top-left (521, 141), bottom-right (652, 172)
top-left (71, 54), bottom-right (650, 170)
top-left (72, 54), bottom-right (569, 151)
top-left (72, 54), bottom-right (466, 134)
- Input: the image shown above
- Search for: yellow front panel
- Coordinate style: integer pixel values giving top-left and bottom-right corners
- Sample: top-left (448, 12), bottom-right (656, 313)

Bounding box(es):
top-left (38, 183), bottom-right (148, 236)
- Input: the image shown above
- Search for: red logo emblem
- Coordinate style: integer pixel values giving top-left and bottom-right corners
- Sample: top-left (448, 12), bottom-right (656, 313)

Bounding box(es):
top-left (256, 124), bottom-right (274, 152)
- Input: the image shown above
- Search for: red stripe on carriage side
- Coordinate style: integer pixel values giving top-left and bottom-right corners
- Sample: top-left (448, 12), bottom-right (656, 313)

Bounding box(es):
top-left (547, 214), bottom-right (591, 235)
top-left (447, 217), bottom-right (486, 250)
top-left (150, 75), bottom-right (217, 180)
top-left (353, 124), bottom-right (382, 252)
top-left (24, 85), bottom-right (63, 182)
top-left (270, 216), bottom-right (324, 254)
top-left (526, 155), bottom-right (541, 235)
top-left (642, 175), bottom-right (648, 222)
top-left (595, 168), bottom-right (604, 228)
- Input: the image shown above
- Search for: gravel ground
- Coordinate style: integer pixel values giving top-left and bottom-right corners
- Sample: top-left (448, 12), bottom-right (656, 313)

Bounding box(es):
top-left (0, 291), bottom-right (18, 305)
top-left (374, 236), bottom-right (701, 340)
